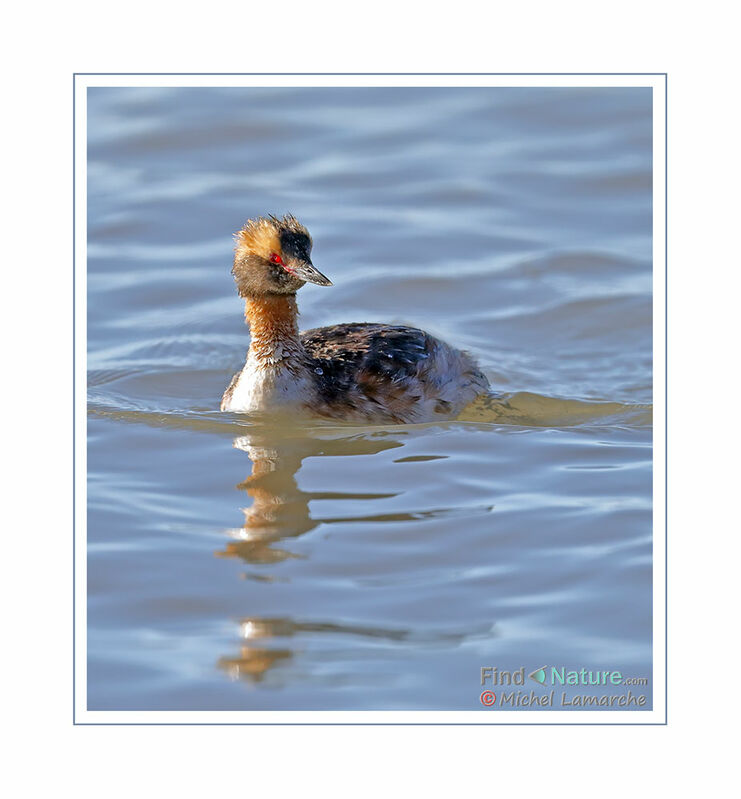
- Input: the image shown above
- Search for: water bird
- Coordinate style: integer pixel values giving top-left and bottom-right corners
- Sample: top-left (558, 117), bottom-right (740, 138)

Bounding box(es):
top-left (221, 214), bottom-right (489, 423)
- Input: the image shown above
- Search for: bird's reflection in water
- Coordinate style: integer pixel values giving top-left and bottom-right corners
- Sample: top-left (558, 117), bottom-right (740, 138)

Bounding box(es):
top-left (216, 438), bottom-right (314, 566)
top-left (216, 427), bottom-right (404, 565)
top-left (215, 425), bottom-right (406, 684)
top-left (217, 614), bottom-right (475, 684)
top-left (217, 644), bottom-right (293, 683)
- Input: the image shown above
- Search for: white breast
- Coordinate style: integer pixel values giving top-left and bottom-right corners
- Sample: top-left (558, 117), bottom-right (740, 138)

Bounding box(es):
top-left (222, 358), bottom-right (314, 414)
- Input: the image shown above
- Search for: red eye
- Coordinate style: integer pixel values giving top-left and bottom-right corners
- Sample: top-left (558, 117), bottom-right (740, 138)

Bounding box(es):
top-left (269, 253), bottom-right (283, 265)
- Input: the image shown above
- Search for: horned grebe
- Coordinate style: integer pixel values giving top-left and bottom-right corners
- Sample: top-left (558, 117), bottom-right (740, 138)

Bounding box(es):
top-left (221, 214), bottom-right (489, 423)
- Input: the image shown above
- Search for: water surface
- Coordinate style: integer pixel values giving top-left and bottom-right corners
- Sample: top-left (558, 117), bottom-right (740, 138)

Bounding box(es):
top-left (87, 87), bottom-right (652, 711)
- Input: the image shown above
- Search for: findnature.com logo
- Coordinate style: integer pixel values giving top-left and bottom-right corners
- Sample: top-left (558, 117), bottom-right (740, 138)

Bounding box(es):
top-left (479, 666), bottom-right (649, 709)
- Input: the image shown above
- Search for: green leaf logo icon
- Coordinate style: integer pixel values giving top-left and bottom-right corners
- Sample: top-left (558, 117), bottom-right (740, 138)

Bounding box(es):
top-left (529, 666), bottom-right (547, 685)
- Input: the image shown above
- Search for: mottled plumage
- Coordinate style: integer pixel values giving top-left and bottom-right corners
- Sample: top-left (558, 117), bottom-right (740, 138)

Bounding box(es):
top-left (301, 323), bottom-right (488, 423)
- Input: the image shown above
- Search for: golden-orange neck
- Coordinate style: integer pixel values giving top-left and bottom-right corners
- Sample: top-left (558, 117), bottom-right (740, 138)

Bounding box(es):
top-left (244, 294), bottom-right (302, 364)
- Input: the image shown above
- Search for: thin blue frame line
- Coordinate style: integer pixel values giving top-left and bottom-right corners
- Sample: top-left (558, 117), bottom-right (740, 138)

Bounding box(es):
top-left (74, 72), bottom-right (667, 77)
top-left (74, 73), bottom-right (667, 726)
top-left (76, 722), bottom-right (666, 726)
top-left (664, 73), bottom-right (668, 725)
top-left (72, 74), bottom-right (77, 726)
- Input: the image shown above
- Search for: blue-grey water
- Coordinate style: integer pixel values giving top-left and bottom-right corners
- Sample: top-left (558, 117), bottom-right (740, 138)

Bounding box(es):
top-left (87, 86), bottom-right (652, 711)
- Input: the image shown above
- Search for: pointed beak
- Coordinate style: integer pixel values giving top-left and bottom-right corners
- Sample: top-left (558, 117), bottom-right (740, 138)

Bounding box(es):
top-left (289, 259), bottom-right (333, 287)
